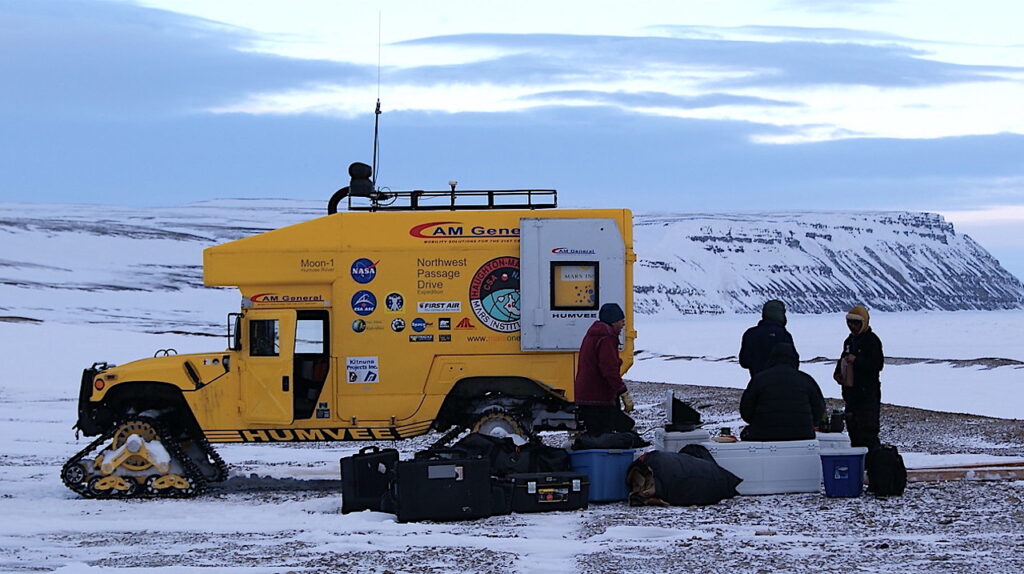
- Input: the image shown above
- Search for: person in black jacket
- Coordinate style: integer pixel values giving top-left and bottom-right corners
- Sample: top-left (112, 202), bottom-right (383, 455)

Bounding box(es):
top-left (739, 299), bottom-right (797, 378)
top-left (739, 342), bottom-right (825, 441)
top-left (833, 305), bottom-right (885, 450)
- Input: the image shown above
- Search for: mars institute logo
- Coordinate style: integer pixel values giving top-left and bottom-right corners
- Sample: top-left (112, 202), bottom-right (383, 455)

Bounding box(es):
top-left (469, 256), bottom-right (521, 332)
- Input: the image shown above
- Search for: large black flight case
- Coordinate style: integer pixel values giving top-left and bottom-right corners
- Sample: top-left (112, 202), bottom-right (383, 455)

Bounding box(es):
top-left (340, 445), bottom-right (400, 514)
top-left (391, 452), bottom-right (493, 522)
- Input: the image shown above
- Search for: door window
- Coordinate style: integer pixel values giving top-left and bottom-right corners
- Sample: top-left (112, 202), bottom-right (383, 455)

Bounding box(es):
top-left (250, 319), bottom-right (280, 357)
top-left (550, 261), bottom-right (599, 310)
top-left (295, 318), bottom-right (326, 354)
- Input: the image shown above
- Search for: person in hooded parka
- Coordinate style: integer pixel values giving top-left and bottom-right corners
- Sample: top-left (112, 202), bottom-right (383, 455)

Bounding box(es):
top-left (739, 299), bottom-right (797, 378)
top-left (832, 305), bottom-right (885, 450)
top-left (740, 342), bottom-right (826, 441)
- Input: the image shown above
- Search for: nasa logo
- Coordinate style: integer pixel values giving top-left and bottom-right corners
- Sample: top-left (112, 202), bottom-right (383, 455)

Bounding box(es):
top-left (350, 258), bottom-right (378, 284)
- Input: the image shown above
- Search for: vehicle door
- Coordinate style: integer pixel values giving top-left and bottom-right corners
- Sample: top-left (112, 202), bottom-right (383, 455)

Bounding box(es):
top-left (241, 309), bottom-right (295, 424)
top-left (520, 217), bottom-right (627, 351)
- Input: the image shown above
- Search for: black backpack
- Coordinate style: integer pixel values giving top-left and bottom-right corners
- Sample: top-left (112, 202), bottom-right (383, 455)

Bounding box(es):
top-left (866, 445), bottom-right (907, 497)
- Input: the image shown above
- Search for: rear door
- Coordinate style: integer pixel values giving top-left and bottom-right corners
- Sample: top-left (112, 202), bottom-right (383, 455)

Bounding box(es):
top-left (241, 309), bottom-right (295, 424)
top-left (520, 217), bottom-right (626, 351)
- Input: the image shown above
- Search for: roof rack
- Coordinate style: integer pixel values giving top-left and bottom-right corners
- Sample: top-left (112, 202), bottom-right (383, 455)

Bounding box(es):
top-left (347, 189), bottom-right (558, 212)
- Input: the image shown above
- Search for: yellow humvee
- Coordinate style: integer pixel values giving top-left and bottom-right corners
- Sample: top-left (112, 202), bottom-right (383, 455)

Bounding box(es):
top-left (65, 178), bottom-right (634, 498)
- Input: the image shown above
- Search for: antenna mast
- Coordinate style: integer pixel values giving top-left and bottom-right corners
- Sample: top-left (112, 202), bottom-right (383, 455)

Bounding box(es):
top-left (372, 12), bottom-right (382, 187)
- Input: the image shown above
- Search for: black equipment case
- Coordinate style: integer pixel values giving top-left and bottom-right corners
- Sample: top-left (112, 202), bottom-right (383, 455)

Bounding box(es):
top-left (392, 453), bottom-right (493, 522)
top-left (506, 472), bottom-right (589, 513)
top-left (340, 445), bottom-right (399, 514)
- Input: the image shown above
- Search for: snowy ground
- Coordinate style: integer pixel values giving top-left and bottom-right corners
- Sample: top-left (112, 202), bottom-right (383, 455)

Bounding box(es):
top-left (1, 313), bottom-right (1022, 573)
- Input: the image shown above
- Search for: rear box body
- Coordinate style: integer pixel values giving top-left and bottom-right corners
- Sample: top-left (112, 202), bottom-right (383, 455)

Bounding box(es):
top-left (568, 449), bottom-right (635, 502)
top-left (392, 456), bottom-right (492, 522)
top-left (704, 439), bottom-right (821, 495)
top-left (506, 472), bottom-right (589, 512)
top-left (340, 446), bottom-right (399, 513)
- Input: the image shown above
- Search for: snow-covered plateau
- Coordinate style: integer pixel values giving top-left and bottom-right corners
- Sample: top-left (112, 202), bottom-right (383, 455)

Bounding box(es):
top-left (0, 201), bottom-right (1021, 573)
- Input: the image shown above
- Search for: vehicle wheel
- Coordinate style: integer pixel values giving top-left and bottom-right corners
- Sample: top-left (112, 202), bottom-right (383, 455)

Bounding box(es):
top-left (62, 462), bottom-right (86, 486)
top-left (87, 476), bottom-right (110, 498)
top-left (111, 420), bottom-right (159, 472)
top-left (117, 479), bottom-right (139, 498)
top-left (471, 412), bottom-right (528, 441)
top-left (144, 475), bottom-right (163, 496)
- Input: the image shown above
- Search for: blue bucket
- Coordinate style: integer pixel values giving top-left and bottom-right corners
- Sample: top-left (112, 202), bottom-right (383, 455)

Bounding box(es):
top-left (820, 447), bottom-right (868, 497)
top-left (569, 449), bottom-right (635, 502)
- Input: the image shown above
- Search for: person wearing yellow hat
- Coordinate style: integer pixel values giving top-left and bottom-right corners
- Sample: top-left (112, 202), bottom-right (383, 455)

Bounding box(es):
top-left (833, 305), bottom-right (885, 450)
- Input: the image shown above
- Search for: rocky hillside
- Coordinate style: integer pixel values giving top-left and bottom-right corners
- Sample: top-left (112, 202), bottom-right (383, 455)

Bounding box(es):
top-left (1, 202), bottom-right (1021, 333)
top-left (634, 211), bottom-right (1024, 314)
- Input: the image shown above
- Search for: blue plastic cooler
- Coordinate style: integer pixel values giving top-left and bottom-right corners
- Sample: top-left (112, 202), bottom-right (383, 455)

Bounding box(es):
top-left (569, 449), bottom-right (635, 502)
top-left (820, 446), bottom-right (868, 497)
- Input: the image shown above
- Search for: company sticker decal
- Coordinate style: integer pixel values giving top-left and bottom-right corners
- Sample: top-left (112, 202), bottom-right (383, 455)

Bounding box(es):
top-left (551, 247), bottom-right (597, 255)
top-left (409, 222), bottom-right (519, 241)
top-left (351, 319), bottom-right (367, 333)
top-left (469, 256), bottom-right (521, 333)
top-left (417, 301), bottom-right (462, 313)
top-left (385, 292), bottom-right (405, 312)
top-left (411, 317), bottom-right (428, 332)
top-left (346, 356), bottom-right (379, 383)
top-left (391, 318), bottom-right (406, 332)
top-left (249, 293), bottom-right (326, 305)
top-left (409, 334), bottom-right (434, 342)
top-left (350, 258), bottom-right (379, 284)
top-left (300, 258), bottom-right (335, 273)
top-left (455, 317), bottom-right (476, 330)
top-left (316, 401), bottom-right (330, 419)
top-left (438, 318), bottom-right (451, 330)
top-left (351, 290), bottom-right (377, 316)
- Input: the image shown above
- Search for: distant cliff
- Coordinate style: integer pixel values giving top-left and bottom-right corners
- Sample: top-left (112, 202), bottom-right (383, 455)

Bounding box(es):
top-left (634, 211), bottom-right (1024, 314)
top-left (1, 202), bottom-right (1021, 334)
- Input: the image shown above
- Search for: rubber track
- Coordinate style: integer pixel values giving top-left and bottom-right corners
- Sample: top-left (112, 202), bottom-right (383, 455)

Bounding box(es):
top-left (427, 425), bottom-right (468, 451)
top-left (187, 431), bottom-right (230, 483)
top-left (61, 416), bottom-right (212, 499)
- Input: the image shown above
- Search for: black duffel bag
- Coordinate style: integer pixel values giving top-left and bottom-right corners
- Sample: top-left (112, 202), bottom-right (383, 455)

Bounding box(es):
top-left (627, 445), bottom-right (742, 507)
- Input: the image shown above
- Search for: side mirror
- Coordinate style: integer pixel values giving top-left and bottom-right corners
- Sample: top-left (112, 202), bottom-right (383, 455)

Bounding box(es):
top-left (228, 313), bottom-right (243, 351)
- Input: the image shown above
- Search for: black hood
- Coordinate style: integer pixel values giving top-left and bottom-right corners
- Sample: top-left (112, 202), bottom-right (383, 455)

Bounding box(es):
top-left (765, 342), bottom-right (800, 369)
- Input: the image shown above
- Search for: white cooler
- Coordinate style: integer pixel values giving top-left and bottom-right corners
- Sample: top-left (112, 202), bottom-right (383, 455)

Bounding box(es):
top-left (653, 428), bottom-right (712, 452)
top-left (703, 439), bottom-right (823, 495)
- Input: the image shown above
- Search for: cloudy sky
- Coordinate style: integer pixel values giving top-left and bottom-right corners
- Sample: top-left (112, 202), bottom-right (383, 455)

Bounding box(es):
top-left (2, 0), bottom-right (1023, 276)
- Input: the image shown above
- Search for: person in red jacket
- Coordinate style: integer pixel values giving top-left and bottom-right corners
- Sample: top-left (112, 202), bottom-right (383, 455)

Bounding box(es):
top-left (574, 302), bottom-right (636, 434)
